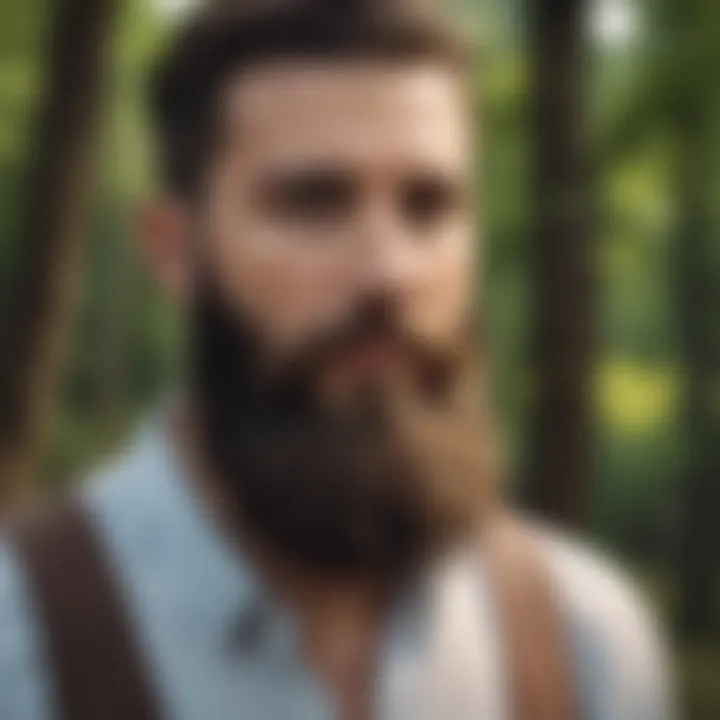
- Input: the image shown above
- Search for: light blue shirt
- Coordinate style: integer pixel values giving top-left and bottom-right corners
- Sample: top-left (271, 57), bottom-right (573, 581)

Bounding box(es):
top-left (0, 421), bottom-right (671, 719)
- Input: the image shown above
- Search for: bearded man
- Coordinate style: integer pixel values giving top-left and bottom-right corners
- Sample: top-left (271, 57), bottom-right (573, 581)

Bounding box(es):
top-left (0, 1), bottom-right (670, 719)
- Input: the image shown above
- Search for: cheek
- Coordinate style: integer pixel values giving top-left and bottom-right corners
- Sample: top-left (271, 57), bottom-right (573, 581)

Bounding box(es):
top-left (409, 231), bottom-right (476, 341)
top-left (205, 200), bottom-right (359, 349)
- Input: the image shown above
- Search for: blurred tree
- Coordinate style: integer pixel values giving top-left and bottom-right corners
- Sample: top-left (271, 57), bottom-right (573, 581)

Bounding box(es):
top-left (0, 0), bottom-right (116, 508)
top-left (667, 0), bottom-right (720, 643)
top-left (525, 0), bottom-right (595, 525)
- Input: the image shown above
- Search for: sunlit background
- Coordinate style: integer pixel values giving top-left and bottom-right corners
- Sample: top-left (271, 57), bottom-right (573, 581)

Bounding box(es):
top-left (0, 0), bottom-right (718, 715)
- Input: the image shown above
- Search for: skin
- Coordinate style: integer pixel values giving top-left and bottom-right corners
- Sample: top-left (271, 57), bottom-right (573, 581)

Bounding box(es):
top-left (141, 59), bottom-right (476, 720)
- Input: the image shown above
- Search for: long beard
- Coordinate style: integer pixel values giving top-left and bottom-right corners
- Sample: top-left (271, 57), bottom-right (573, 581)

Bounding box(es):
top-left (191, 283), bottom-right (493, 580)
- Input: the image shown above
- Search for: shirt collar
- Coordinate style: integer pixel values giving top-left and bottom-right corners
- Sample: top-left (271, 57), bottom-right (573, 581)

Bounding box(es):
top-left (138, 416), bottom-right (295, 662)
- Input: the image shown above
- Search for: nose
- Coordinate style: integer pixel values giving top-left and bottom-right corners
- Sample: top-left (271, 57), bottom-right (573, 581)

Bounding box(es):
top-left (352, 199), bottom-right (419, 300)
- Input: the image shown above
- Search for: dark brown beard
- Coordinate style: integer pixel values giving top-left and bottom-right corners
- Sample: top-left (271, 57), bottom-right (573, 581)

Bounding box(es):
top-left (191, 282), bottom-right (491, 580)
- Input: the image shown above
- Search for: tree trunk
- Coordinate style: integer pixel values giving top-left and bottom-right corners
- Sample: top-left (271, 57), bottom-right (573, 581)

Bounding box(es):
top-left (525, 0), bottom-right (594, 525)
top-left (672, 1), bottom-right (720, 642)
top-left (675, 111), bottom-right (720, 641)
top-left (0, 0), bottom-right (116, 509)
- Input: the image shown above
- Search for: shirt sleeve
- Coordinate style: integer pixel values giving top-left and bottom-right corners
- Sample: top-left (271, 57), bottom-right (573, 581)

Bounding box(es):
top-left (0, 541), bottom-right (55, 720)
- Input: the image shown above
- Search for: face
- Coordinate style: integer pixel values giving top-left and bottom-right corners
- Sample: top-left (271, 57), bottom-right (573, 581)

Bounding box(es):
top-left (186, 61), bottom-right (472, 388)
top-left (143, 59), bottom-right (486, 577)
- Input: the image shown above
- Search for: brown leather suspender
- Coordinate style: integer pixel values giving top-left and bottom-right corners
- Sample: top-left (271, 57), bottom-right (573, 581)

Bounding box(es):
top-left (7, 500), bottom-right (161, 720)
top-left (484, 515), bottom-right (577, 720)
top-left (7, 501), bottom-right (575, 720)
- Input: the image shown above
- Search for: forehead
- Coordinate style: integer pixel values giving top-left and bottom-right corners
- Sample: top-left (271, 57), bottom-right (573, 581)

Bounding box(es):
top-left (221, 61), bottom-right (472, 172)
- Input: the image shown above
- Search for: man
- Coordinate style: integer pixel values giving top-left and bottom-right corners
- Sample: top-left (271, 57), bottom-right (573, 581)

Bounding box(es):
top-left (0, 1), bottom-right (670, 718)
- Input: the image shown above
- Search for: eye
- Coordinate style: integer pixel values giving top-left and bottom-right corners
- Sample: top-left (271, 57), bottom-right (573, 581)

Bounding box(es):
top-left (401, 174), bottom-right (467, 229)
top-left (260, 169), bottom-right (357, 225)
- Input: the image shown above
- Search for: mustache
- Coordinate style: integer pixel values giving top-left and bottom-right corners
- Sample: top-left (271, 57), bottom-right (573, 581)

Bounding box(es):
top-left (260, 294), bottom-right (469, 401)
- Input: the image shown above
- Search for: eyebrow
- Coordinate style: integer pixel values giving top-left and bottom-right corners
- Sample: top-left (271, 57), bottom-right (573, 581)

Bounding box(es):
top-left (256, 165), bottom-right (359, 195)
top-left (258, 164), bottom-right (359, 185)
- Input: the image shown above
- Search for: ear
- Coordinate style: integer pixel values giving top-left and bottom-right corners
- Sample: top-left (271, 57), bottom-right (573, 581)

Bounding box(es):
top-left (136, 195), bottom-right (193, 302)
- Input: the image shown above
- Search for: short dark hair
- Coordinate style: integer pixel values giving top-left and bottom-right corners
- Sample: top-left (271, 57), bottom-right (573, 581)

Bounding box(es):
top-left (149, 0), bottom-right (468, 198)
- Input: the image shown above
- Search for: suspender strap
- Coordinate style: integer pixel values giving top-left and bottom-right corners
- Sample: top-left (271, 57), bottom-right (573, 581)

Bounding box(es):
top-left (484, 515), bottom-right (577, 720)
top-left (8, 499), bottom-right (160, 720)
